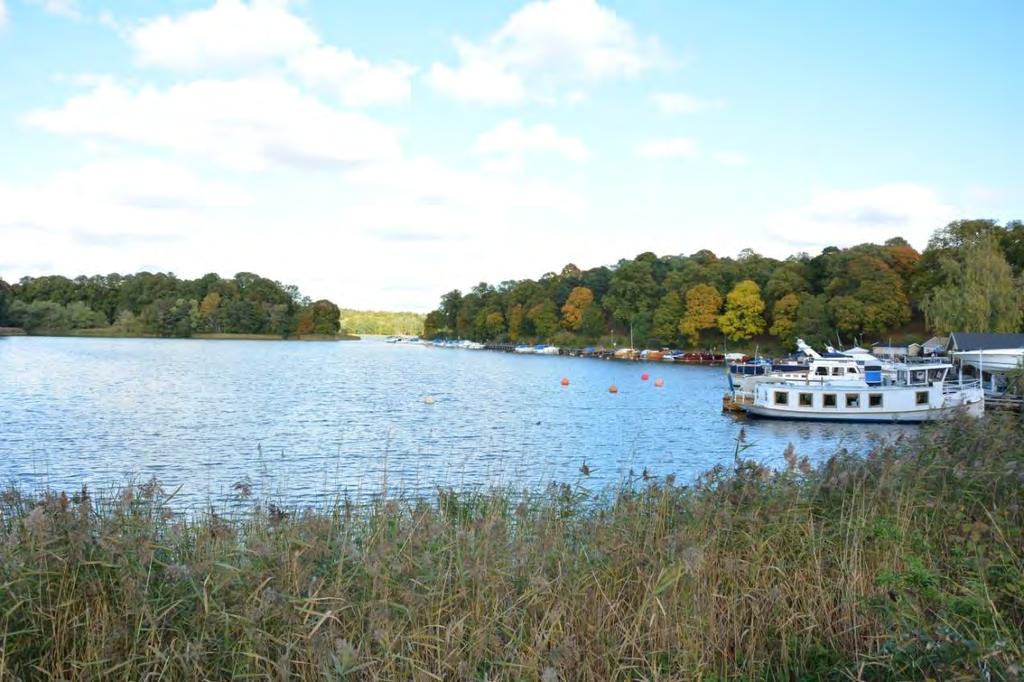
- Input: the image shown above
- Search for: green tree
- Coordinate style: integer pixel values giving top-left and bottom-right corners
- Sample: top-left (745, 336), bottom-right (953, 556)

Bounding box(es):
top-left (651, 291), bottom-right (684, 345)
top-left (309, 300), bottom-right (341, 335)
top-left (922, 234), bottom-right (1024, 333)
top-left (423, 310), bottom-right (445, 338)
top-left (769, 292), bottom-right (801, 346)
top-left (66, 301), bottom-right (107, 329)
top-left (0, 278), bottom-right (12, 326)
top-left (579, 304), bottom-right (606, 340)
top-left (825, 253), bottom-right (909, 337)
top-left (792, 294), bottom-right (831, 349)
top-left (718, 280), bottom-right (766, 342)
top-left (679, 284), bottom-right (723, 347)
top-left (604, 258), bottom-right (657, 328)
top-left (527, 300), bottom-right (558, 339)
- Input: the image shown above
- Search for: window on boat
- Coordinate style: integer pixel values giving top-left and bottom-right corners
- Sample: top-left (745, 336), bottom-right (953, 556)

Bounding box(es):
top-left (823, 394), bottom-right (837, 408)
top-left (846, 393), bottom-right (860, 408)
top-left (832, 367), bottom-right (844, 376)
top-left (912, 370), bottom-right (926, 384)
top-left (868, 394), bottom-right (883, 408)
top-left (774, 391), bottom-right (789, 405)
top-left (799, 393), bottom-right (813, 407)
top-left (815, 366), bottom-right (829, 376)
top-left (847, 367), bottom-right (858, 374)
top-left (928, 369), bottom-right (946, 382)
top-left (916, 391), bottom-right (929, 405)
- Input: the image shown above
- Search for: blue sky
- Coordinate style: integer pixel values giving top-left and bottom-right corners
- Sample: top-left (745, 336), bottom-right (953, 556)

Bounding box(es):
top-left (1, 0), bottom-right (1021, 310)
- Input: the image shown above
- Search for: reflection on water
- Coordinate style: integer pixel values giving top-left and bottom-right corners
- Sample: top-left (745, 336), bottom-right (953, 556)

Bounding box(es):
top-left (0, 336), bottom-right (911, 505)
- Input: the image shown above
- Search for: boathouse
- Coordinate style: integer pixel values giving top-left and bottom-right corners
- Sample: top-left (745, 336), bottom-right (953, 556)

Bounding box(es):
top-left (946, 332), bottom-right (1024, 353)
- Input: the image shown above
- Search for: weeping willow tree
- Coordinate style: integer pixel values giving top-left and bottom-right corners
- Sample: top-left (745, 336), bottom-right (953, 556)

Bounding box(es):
top-left (922, 234), bottom-right (1024, 333)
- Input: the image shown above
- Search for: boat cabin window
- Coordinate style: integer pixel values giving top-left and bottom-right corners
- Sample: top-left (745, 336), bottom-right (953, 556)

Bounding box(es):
top-left (823, 394), bottom-right (837, 408)
top-left (846, 393), bottom-right (860, 408)
top-left (774, 391), bottom-right (789, 406)
top-left (916, 391), bottom-right (928, 405)
top-left (868, 394), bottom-right (883, 408)
top-left (799, 393), bottom-right (813, 407)
top-left (831, 367), bottom-right (844, 376)
top-left (815, 366), bottom-right (828, 377)
top-left (927, 369), bottom-right (946, 382)
top-left (911, 370), bottom-right (926, 385)
top-left (847, 367), bottom-right (858, 374)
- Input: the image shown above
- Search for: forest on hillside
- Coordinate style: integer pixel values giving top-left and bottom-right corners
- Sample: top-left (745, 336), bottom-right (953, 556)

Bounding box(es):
top-left (0, 271), bottom-right (341, 338)
top-left (423, 219), bottom-right (1024, 350)
top-left (340, 309), bottom-right (425, 336)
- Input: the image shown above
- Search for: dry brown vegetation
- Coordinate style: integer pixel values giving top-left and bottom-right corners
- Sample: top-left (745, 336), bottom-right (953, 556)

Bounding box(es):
top-left (1, 414), bottom-right (1022, 680)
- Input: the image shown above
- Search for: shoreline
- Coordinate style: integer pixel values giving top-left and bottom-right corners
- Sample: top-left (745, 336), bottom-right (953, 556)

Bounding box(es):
top-left (0, 328), bottom-right (361, 341)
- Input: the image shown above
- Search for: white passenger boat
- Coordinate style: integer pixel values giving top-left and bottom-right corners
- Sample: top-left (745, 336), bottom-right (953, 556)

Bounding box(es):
top-left (514, 344), bottom-right (535, 354)
top-left (537, 345), bottom-right (560, 355)
top-left (734, 344), bottom-right (983, 423)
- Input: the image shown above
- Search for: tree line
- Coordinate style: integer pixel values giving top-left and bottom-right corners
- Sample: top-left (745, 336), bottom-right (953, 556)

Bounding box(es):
top-left (0, 271), bottom-right (341, 338)
top-left (339, 309), bottom-right (425, 336)
top-left (423, 219), bottom-right (1024, 350)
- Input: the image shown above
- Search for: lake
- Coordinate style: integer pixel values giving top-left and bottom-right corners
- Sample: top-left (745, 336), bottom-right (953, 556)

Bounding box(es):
top-left (0, 336), bottom-right (910, 506)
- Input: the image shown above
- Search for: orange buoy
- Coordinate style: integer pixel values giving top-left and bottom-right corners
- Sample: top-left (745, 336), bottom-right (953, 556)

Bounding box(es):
top-left (560, 377), bottom-right (570, 386)
top-left (641, 372), bottom-right (650, 381)
top-left (608, 384), bottom-right (618, 394)
top-left (654, 378), bottom-right (665, 388)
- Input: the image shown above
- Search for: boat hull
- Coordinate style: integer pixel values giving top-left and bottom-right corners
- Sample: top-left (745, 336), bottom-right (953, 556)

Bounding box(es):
top-left (742, 400), bottom-right (983, 423)
top-left (741, 383), bottom-right (984, 423)
top-left (954, 350), bottom-right (1024, 373)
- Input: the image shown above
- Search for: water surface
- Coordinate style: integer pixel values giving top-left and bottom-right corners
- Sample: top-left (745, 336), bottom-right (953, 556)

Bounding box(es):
top-left (0, 336), bottom-right (909, 505)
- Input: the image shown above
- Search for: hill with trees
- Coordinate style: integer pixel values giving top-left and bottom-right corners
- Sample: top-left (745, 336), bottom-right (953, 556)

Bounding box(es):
top-left (339, 309), bottom-right (425, 336)
top-left (422, 219), bottom-right (1024, 350)
top-left (0, 271), bottom-right (342, 338)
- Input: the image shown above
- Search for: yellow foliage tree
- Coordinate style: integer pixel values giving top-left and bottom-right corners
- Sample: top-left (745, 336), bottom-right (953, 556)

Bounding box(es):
top-left (560, 286), bottom-right (594, 331)
top-left (678, 284), bottom-right (722, 347)
top-left (718, 280), bottom-right (766, 342)
top-left (508, 303), bottom-right (525, 342)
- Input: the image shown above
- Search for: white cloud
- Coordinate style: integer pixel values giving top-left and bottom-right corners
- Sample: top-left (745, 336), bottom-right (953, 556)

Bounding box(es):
top-left (0, 152), bottom-right (589, 309)
top-left (28, 0), bottom-right (80, 20)
top-left (635, 137), bottom-right (698, 159)
top-left (127, 0), bottom-right (317, 70)
top-left (24, 77), bottom-right (402, 172)
top-left (428, 0), bottom-right (661, 103)
top-left (473, 119), bottom-right (587, 164)
top-left (125, 0), bottom-right (414, 106)
top-left (429, 41), bottom-right (527, 104)
top-left (767, 183), bottom-right (957, 252)
top-left (651, 92), bottom-right (722, 114)
top-left (0, 0), bottom-right (7, 27)
top-left (712, 151), bottom-right (748, 166)
top-left (288, 46), bottom-right (415, 107)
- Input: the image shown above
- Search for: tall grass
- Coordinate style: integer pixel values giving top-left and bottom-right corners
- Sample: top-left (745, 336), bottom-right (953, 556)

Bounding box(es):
top-left (1, 414), bottom-right (1022, 680)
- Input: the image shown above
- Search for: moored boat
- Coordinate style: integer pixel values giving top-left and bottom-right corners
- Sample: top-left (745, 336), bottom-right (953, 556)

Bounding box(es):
top-left (736, 347), bottom-right (983, 423)
top-left (954, 348), bottom-right (1024, 373)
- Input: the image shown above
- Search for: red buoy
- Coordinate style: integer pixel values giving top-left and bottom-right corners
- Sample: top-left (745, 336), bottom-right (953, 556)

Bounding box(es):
top-left (560, 377), bottom-right (570, 386)
top-left (641, 372), bottom-right (650, 381)
top-left (654, 378), bottom-right (665, 387)
top-left (608, 384), bottom-right (618, 394)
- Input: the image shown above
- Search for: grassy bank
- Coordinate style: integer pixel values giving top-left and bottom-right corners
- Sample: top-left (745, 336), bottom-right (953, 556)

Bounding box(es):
top-left (1, 417), bottom-right (1021, 679)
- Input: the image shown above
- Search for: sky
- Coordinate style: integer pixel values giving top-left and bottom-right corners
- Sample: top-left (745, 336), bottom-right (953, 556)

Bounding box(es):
top-left (0, 0), bottom-right (1021, 311)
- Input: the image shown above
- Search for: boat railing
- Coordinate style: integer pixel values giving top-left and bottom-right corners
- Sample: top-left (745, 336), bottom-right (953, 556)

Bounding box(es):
top-left (944, 379), bottom-right (981, 393)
